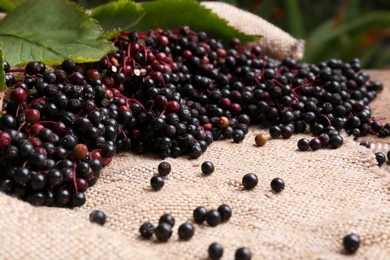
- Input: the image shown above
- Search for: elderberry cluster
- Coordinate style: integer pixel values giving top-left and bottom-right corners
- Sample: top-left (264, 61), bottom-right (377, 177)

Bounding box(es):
top-left (0, 26), bottom-right (386, 207)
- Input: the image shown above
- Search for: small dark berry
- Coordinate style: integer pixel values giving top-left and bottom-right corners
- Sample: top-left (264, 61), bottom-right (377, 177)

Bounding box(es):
top-left (208, 242), bottom-right (224, 259)
top-left (178, 222), bottom-right (195, 240)
top-left (201, 161), bottom-right (214, 175)
top-left (159, 213), bottom-right (175, 227)
top-left (139, 222), bottom-right (154, 239)
top-left (242, 173), bottom-right (258, 190)
top-left (89, 210), bottom-right (106, 225)
top-left (310, 137), bottom-right (322, 151)
top-left (150, 176), bottom-right (164, 191)
top-left (218, 204), bottom-right (232, 222)
top-left (235, 247), bottom-right (252, 260)
top-left (205, 209), bottom-right (221, 227)
top-left (193, 206), bottom-right (207, 224)
top-left (154, 222), bottom-right (172, 242)
top-left (271, 178), bottom-right (285, 193)
top-left (297, 138), bottom-right (310, 151)
top-left (158, 161), bottom-right (171, 177)
top-left (343, 233), bottom-right (360, 254)
top-left (375, 152), bottom-right (386, 166)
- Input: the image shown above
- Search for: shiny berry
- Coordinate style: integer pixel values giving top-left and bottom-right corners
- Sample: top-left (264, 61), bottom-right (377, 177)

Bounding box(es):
top-left (254, 133), bottom-right (267, 146)
top-left (154, 222), bottom-right (172, 242)
top-left (193, 206), bottom-right (207, 224)
top-left (218, 204), bottom-right (232, 222)
top-left (178, 222), bottom-right (195, 240)
top-left (139, 222), bottom-right (154, 239)
top-left (150, 176), bottom-right (164, 190)
top-left (158, 161), bottom-right (171, 176)
top-left (205, 209), bottom-right (221, 227)
top-left (208, 242), bottom-right (224, 259)
top-left (89, 210), bottom-right (106, 225)
top-left (159, 213), bottom-right (175, 227)
top-left (201, 161), bottom-right (214, 175)
top-left (242, 173), bottom-right (258, 190)
top-left (297, 138), bottom-right (310, 151)
top-left (235, 247), bottom-right (252, 260)
top-left (271, 178), bottom-right (285, 193)
top-left (343, 233), bottom-right (360, 254)
top-left (375, 152), bottom-right (386, 166)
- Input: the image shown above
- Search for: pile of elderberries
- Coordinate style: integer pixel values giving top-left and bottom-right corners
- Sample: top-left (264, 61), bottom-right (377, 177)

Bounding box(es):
top-left (0, 26), bottom-right (386, 207)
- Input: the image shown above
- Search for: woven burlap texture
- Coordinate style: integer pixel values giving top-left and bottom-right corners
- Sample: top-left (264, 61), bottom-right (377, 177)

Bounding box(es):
top-left (1, 124), bottom-right (390, 259)
top-left (201, 1), bottom-right (305, 61)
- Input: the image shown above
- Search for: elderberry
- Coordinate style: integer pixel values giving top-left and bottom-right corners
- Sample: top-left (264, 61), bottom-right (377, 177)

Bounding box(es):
top-left (343, 233), bottom-right (360, 254)
top-left (89, 210), bottom-right (106, 225)
top-left (208, 242), bottom-right (224, 259)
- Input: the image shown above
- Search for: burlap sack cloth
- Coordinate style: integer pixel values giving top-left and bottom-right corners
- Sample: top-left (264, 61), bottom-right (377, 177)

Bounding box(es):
top-left (1, 3), bottom-right (390, 260)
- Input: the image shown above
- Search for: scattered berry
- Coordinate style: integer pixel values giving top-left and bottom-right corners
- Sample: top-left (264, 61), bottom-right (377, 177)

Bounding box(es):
top-left (297, 138), bottom-right (310, 151)
top-left (89, 210), bottom-right (106, 225)
top-left (270, 178), bottom-right (285, 193)
top-left (242, 173), bottom-right (258, 190)
top-left (208, 242), bottom-right (224, 259)
top-left (158, 161), bottom-right (171, 176)
top-left (193, 206), bottom-right (207, 224)
top-left (205, 209), bottom-right (221, 227)
top-left (139, 222), bottom-right (154, 239)
top-left (150, 176), bottom-right (164, 191)
top-left (159, 213), bottom-right (175, 227)
top-left (201, 161), bottom-right (214, 175)
top-left (178, 222), bottom-right (195, 240)
top-left (375, 152), bottom-right (386, 166)
top-left (235, 247), bottom-right (252, 260)
top-left (154, 222), bottom-right (172, 242)
top-left (218, 204), bottom-right (232, 222)
top-left (343, 233), bottom-right (360, 254)
top-left (254, 133), bottom-right (267, 146)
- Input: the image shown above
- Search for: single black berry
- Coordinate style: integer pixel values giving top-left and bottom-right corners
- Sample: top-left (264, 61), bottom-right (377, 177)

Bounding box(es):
top-left (343, 233), bottom-right (360, 254)
top-left (193, 206), bottom-right (207, 224)
top-left (139, 222), bottom-right (154, 239)
top-left (235, 247), bottom-right (252, 260)
top-left (375, 152), bottom-right (386, 166)
top-left (159, 213), bottom-right (175, 227)
top-left (270, 178), bottom-right (285, 193)
top-left (218, 204), bottom-right (232, 222)
top-left (208, 242), bottom-right (224, 259)
top-left (154, 222), bottom-right (172, 242)
top-left (201, 161), bottom-right (214, 175)
top-left (205, 209), bottom-right (221, 227)
top-left (178, 222), bottom-right (195, 240)
top-left (297, 138), bottom-right (310, 151)
top-left (89, 210), bottom-right (106, 225)
top-left (242, 173), bottom-right (258, 190)
top-left (150, 175), bottom-right (164, 190)
top-left (158, 161), bottom-right (171, 176)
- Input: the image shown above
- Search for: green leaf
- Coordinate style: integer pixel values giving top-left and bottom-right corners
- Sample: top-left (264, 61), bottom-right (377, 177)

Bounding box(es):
top-left (0, 0), bottom-right (115, 66)
top-left (91, 0), bottom-right (146, 39)
top-left (132, 0), bottom-right (259, 44)
top-left (0, 0), bottom-right (16, 12)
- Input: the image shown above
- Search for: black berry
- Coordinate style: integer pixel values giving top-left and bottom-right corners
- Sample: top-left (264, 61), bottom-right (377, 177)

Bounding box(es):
top-left (205, 209), bottom-right (221, 227)
top-left (218, 204), bottom-right (232, 222)
top-left (178, 222), bottom-right (195, 240)
top-left (150, 176), bottom-right (164, 190)
top-left (235, 247), bottom-right (252, 260)
top-left (193, 206), bottom-right (207, 224)
top-left (270, 178), bottom-right (285, 193)
top-left (154, 222), bottom-right (172, 242)
top-left (208, 242), bottom-right (224, 259)
top-left (242, 173), bottom-right (258, 190)
top-left (89, 210), bottom-right (106, 225)
top-left (343, 233), bottom-right (360, 254)
top-left (139, 222), bottom-right (154, 239)
top-left (201, 161), bottom-right (214, 175)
